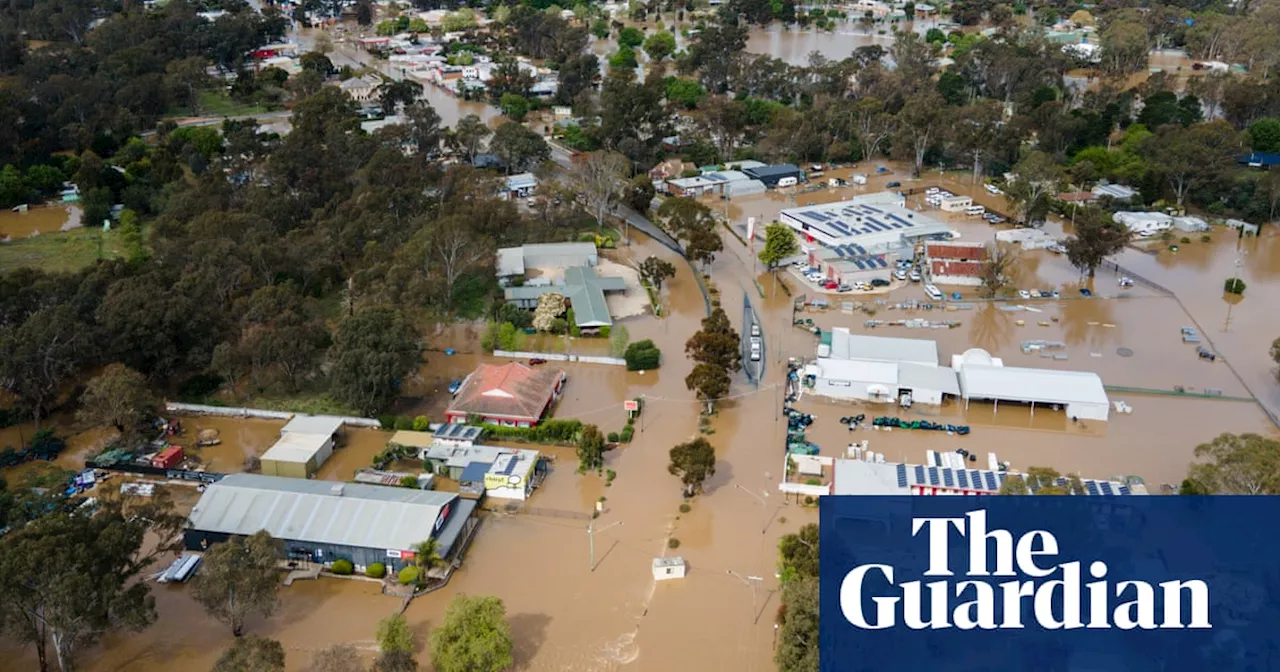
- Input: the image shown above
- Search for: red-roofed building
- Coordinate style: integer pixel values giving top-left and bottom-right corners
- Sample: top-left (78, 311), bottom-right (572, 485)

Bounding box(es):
top-left (924, 241), bottom-right (987, 286)
top-left (445, 362), bottom-right (567, 427)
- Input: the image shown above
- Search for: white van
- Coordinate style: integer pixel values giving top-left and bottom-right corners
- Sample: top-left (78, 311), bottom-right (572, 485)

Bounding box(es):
top-left (851, 174), bottom-right (868, 185)
top-left (924, 284), bottom-right (944, 301)
top-left (966, 205), bottom-right (986, 216)
top-left (984, 184), bottom-right (1002, 195)
top-left (777, 176), bottom-right (798, 188)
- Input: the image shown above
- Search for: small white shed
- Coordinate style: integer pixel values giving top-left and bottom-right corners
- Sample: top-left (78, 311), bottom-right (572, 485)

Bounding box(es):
top-left (653, 556), bottom-right (687, 581)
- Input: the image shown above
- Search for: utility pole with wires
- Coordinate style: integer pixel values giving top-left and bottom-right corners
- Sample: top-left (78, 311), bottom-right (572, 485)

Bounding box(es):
top-left (588, 519), bottom-right (623, 571)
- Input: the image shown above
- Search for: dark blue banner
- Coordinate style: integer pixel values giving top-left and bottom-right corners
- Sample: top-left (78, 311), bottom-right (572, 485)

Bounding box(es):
top-left (819, 496), bottom-right (1280, 672)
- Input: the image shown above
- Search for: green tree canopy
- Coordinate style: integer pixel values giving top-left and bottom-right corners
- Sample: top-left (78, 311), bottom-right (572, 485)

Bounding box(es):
top-left (328, 307), bottom-right (421, 415)
top-left (758, 222), bottom-right (799, 269)
top-left (429, 594), bottom-right (514, 672)
top-left (1184, 433), bottom-right (1280, 494)
top-left (213, 636), bottom-right (286, 672)
top-left (190, 530), bottom-right (282, 637)
top-left (668, 437), bottom-right (717, 496)
top-left (777, 523), bottom-right (819, 583)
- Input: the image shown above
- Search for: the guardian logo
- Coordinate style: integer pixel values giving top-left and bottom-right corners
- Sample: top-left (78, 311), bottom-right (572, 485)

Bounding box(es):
top-left (840, 510), bottom-right (1212, 631)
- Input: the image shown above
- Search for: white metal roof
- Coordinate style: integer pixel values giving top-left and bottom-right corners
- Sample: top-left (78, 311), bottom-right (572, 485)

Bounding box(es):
top-left (260, 432), bottom-right (330, 465)
top-left (186, 474), bottom-right (459, 551)
top-left (898, 363), bottom-right (960, 395)
top-left (834, 460), bottom-right (909, 495)
top-left (829, 329), bottom-right (939, 366)
top-left (281, 415), bottom-right (343, 437)
top-left (958, 365), bottom-right (1108, 407)
top-left (815, 358), bottom-right (898, 386)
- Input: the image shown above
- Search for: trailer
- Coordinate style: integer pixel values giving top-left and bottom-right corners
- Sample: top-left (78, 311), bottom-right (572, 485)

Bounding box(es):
top-left (151, 445), bottom-right (184, 469)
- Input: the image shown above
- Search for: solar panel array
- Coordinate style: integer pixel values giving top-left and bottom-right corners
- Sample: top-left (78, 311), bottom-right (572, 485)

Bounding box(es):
top-left (794, 204), bottom-right (918, 241)
top-left (892, 460), bottom-right (1131, 495)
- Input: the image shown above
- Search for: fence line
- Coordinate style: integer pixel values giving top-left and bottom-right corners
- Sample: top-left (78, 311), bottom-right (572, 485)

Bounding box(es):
top-left (508, 505), bottom-right (592, 521)
top-left (1102, 260), bottom-right (1174, 296)
top-left (164, 403), bottom-right (381, 428)
top-left (491, 350), bottom-right (626, 366)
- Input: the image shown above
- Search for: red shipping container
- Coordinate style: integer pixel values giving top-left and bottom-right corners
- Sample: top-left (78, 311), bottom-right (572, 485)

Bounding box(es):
top-left (152, 445), bottom-right (184, 469)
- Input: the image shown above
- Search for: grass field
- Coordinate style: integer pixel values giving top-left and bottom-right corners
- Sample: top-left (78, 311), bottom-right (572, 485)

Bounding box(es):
top-left (165, 90), bottom-right (272, 119)
top-left (0, 228), bottom-right (127, 273)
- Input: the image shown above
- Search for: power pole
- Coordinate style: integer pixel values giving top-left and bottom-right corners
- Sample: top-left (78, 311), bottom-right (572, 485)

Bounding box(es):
top-left (587, 520), bottom-right (623, 571)
top-left (727, 570), bottom-right (765, 623)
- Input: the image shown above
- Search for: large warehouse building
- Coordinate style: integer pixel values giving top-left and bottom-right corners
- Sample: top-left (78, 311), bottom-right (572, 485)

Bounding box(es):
top-left (806, 330), bottom-right (959, 405)
top-left (951, 348), bottom-right (1110, 421)
top-left (184, 474), bottom-right (479, 572)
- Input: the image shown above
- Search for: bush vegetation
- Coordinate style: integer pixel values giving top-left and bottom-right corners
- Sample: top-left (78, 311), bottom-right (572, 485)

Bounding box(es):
top-left (624, 340), bottom-right (662, 371)
top-left (472, 418), bottom-right (583, 444)
top-left (330, 559), bottom-right (354, 575)
top-left (366, 562), bottom-right (387, 579)
top-left (398, 565), bottom-right (421, 585)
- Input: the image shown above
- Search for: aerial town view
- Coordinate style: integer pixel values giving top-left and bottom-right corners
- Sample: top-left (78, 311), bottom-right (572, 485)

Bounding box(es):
top-left (0, 0), bottom-right (1277, 669)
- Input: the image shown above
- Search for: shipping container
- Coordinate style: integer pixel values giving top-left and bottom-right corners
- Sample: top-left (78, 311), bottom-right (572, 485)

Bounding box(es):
top-left (152, 445), bottom-right (184, 469)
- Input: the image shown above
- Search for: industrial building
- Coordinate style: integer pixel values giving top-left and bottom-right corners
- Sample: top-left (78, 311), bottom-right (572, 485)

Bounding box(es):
top-left (804, 334), bottom-right (1112, 421)
top-left (831, 459), bottom-right (1145, 496)
top-left (743, 163), bottom-right (803, 187)
top-left (782, 192), bottom-right (953, 255)
top-left (1091, 183), bottom-right (1138, 202)
top-left (183, 474), bottom-right (479, 572)
top-left (924, 241), bottom-right (986, 286)
top-left (951, 348), bottom-right (1110, 421)
top-left (805, 330), bottom-right (959, 405)
top-left (259, 415), bottom-right (344, 479)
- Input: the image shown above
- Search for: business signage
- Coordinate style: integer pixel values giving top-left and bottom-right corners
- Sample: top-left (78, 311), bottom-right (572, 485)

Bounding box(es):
top-left (434, 502), bottom-right (452, 533)
top-left (819, 496), bottom-right (1279, 672)
top-left (386, 549), bottom-right (401, 559)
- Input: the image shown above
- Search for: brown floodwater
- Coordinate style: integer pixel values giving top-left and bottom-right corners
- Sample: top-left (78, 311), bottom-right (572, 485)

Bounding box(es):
top-left (5, 128), bottom-right (1278, 672)
top-left (0, 204), bottom-right (82, 240)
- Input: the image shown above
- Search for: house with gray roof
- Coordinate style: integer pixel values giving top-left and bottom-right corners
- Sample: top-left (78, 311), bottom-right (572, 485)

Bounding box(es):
top-left (504, 266), bottom-right (626, 328)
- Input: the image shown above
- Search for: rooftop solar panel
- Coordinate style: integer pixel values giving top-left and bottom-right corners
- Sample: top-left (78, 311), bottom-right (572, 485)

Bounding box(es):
top-left (865, 206), bottom-right (882, 213)
top-left (928, 467), bottom-right (939, 486)
top-left (956, 470), bottom-right (968, 488)
top-left (1100, 482), bottom-right (1114, 496)
top-left (896, 464), bottom-right (908, 487)
top-left (983, 472), bottom-right (997, 490)
top-left (1119, 485), bottom-right (1131, 495)
top-left (1086, 481), bottom-right (1099, 495)
top-left (853, 259), bottom-right (865, 270)
top-left (914, 465), bottom-right (925, 485)
top-left (833, 247), bottom-right (845, 257)
top-left (943, 470), bottom-right (954, 487)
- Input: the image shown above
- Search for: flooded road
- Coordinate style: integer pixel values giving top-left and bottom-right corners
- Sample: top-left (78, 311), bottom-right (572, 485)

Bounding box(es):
top-left (0, 204), bottom-right (82, 240)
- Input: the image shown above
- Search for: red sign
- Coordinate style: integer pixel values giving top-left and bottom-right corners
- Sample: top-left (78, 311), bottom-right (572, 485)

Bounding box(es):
top-left (624, 400), bottom-right (639, 412)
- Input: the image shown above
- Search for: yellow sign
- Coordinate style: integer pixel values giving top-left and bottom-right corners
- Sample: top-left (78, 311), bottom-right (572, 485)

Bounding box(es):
top-left (483, 456), bottom-right (535, 490)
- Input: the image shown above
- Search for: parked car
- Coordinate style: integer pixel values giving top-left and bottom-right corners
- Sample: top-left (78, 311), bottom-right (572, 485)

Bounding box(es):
top-left (1051, 290), bottom-right (1061, 299)
top-left (951, 292), bottom-right (962, 300)
top-left (823, 280), bottom-right (839, 290)
top-left (837, 284), bottom-right (852, 292)
top-left (1197, 346), bottom-right (1216, 361)
top-left (924, 284), bottom-right (944, 301)
top-left (447, 379), bottom-right (463, 395)
top-left (1079, 288), bottom-right (1093, 297)
top-left (886, 181), bottom-right (901, 188)
top-left (529, 358), bottom-right (548, 365)
top-left (909, 270), bottom-right (922, 282)
top-left (750, 323), bottom-right (760, 337)
top-left (1018, 289), bottom-right (1031, 300)
top-left (870, 278), bottom-right (891, 287)
top-left (894, 269), bottom-right (908, 280)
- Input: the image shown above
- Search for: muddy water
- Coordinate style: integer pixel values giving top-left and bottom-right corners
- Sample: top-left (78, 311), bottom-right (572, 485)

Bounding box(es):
top-left (0, 204), bottom-right (82, 240)
top-left (0, 417), bottom-right (116, 483)
top-left (174, 415), bottom-right (285, 473)
top-left (744, 20), bottom-right (938, 66)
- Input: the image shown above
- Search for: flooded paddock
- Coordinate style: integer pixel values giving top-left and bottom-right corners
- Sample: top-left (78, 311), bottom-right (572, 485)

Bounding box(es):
top-left (0, 204), bottom-right (82, 240)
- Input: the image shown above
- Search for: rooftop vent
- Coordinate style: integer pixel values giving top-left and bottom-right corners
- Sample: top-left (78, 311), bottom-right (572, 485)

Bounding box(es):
top-left (330, 483), bottom-right (345, 497)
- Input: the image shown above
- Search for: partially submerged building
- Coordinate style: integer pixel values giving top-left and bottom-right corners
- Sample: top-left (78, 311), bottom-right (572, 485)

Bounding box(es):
top-left (924, 241), bottom-right (986, 286)
top-left (806, 330), bottom-right (959, 405)
top-left (446, 362), bottom-right (566, 427)
top-left (183, 474), bottom-right (479, 572)
top-left (831, 459), bottom-right (1144, 496)
top-left (391, 426), bottom-right (547, 501)
top-left (1114, 211), bottom-right (1174, 238)
top-left (503, 266), bottom-right (626, 329)
top-left (259, 415), bottom-right (345, 479)
top-left (952, 348), bottom-right (1110, 421)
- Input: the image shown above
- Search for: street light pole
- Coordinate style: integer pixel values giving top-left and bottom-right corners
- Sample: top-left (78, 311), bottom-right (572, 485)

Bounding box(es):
top-left (588, 520), bottom-right (623, 572)
top-left (727, 570), bottom-right (765, 624)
